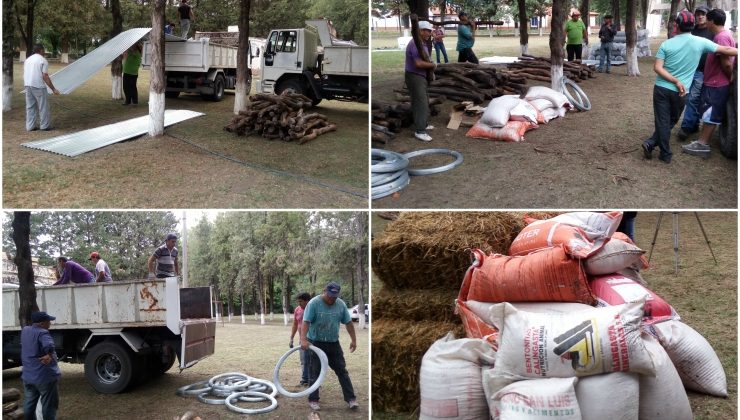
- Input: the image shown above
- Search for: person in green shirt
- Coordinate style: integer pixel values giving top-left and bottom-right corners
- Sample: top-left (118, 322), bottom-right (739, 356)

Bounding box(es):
top-left (565, 11), bottom-right (588, 61)
top-left (456, 12), bottom-right (478, 64)
top-left (122, 43), bottom-right (142, 105)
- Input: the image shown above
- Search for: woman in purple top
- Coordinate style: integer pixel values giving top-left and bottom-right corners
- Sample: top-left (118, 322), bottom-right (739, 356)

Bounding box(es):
top-left (405, 21), bottom-right (437, 142)
top-left (53, 257), bottom-right (93, 285)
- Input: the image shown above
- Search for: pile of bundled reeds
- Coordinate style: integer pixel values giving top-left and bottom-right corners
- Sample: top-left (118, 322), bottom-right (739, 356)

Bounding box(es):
top-left (505, 55), bottom-right (596, 83)
top-left (224, 92), bottom-right (336, 144)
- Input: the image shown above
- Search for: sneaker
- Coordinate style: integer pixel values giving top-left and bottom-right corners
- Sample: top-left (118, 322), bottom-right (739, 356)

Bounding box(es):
top-left (415, 131), bottom-right (432, 142)
top-left (642, 142), bottom-right (653, 160)
top-left (676, 128), bottom-right (691, 141)
top-left (597, 68), bottom-right (604, 73)
top-left (682, 140), bottom-right (711, 158)
top-left (348, 399), bottom-right (359, 410)
top-left (41, 127), bottom-right (54, 131)
top-left (309, 401), bottom-right (320, 411)
top-left (425, 124), bottom-right (435, 130)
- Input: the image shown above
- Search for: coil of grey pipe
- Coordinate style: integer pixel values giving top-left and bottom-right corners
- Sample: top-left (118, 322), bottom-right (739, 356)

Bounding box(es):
top-left (402, 149), bottom-right (464, 176)
top-left (225, 391), bottom-right (278, 414)
top-left (273, 345), bottom-right (329, 398)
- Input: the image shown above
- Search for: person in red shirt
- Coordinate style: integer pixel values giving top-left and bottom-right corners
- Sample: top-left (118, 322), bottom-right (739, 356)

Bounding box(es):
top-left (289, 292), bottom-right (312, 386)
top-left (432, 23), bottom-right (449, 64)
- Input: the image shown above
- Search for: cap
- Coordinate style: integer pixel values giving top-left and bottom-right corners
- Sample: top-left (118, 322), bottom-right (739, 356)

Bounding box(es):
top-left (166, 233), bottom-right (178, 241)
top-left (419, 21), bottom-right (433, 31)
top-left (31, 311), bottom-right (56, 323)
top-left (676, 10), bottom-right (696, 30)
top-left (459, 12), bottom-right (467, 18)
top-left (572, 10), bottom-right (581, 16)
top-left (88, 252), bottom-right (100, 260)
top-left (694, 5), bottom-right (710, 14)
top-left (325, 282), bottom-right (341, 298)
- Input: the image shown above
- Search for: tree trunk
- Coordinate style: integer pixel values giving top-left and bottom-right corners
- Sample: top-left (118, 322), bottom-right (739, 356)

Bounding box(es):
top-left (282, 275), bottom-right (289, 326)
top-left (257, 272), bottom-right (266, 325)
top-left (110, 0), bottom-right (123, 100)
top-left (640, 0), bottom-right (648, 30)
top-left (667, 0), bottom-right (680, 38)
top-left (407, 0), bottom-right (429, 18)
top-left (149, 0), bottom-right (166, 136)
top-left (611, 0), bottom-right (622, 31)
top-left (626, 0), bottom-right (640, 76)
top-left (241, 291), bottom-right (246, 324)
top-left (580, 0), bottom-right (590, 58)
top-left (60, 35), bottom-right (70, 64)
top-left (3, 0), bottom-right (14, 112)
top-left (268, 275), bottom-right (274, 321)
top-left (22, 0), bottom-right (35, 58)
top-left (227, 288), bottom-right (233, 322)
top-left (518, 0), bottom-right (529, 55)
top-left (550, 0), bottom-right (567, 91)
top-left (234, 0), bottom-right (251, 114)
top-left (13, 212), bottom-right (37, 327)
top-left (354, 214), bottom-right (368, 330)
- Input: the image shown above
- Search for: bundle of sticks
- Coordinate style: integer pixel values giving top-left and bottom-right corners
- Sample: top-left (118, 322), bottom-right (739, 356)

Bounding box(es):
top-left (505, 54), bottom-right (596, 83)
top-left (224, 92), bottom-right (337, 144)
top-left (371, 97), bottom-right (443, 144)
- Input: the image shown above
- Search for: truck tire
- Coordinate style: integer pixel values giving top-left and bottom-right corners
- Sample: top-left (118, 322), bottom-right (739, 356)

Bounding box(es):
top-left (276, 79), bottom-right (306, 97)
top-left (719, 80), bottom-right (737, 159)
top-left (165, 91), bottom-right (180, 99)
top-left (150, 350), bottom-right (176, 375)
top-left (84, 341), bottom-right (136, 394)
top-left (207, 75), bottom-right (226, 102)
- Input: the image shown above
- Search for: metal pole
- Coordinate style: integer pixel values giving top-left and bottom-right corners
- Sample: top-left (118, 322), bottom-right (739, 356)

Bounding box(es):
top-left (648, 212), bottom-right (663, 264)
top-left (672, 212), bottom-right (679, 275)
top-left (694, 212), bottom-right (718, 264)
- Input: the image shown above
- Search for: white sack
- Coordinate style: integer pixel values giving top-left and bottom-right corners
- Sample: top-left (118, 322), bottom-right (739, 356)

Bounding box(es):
top-left (491, 377), bottom-right (582, 420)
top-left (584, 238), bottom-right (645, 275)
top-left (639, 334), bottom-right (693, 420)
top-left (524, 86), bottom-right (570, 109)
top-left (576, 372), bottom-right (639, 420)
top-left (480, 95), bottom-right (521, 128)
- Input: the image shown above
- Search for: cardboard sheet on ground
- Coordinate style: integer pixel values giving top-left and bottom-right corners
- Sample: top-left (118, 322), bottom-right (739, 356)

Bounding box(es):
top-left (22, 110), bottom-right (204, 157)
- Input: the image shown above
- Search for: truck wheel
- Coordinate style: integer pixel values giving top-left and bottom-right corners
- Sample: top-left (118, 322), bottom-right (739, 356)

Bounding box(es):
top-left (84, 341), bottom-right (136, 394)
top-left (208, 75), bottom-right (225, 102)
top-left (165, 91), bottom-right (180, 99)
top-left (719, 84), bottom-right (737, 159)
top-left (150, 350), bottom-right (176, 375)
top-left (276, 79), bottom-right (306, 97)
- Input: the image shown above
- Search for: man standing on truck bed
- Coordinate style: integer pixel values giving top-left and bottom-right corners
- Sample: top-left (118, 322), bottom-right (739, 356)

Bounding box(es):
top-left (21, 311), bottom-right (61, 420)
top-left (89, 252), bottom-right (113, 283)
top-left (148, 233), bottom-right (180, 279)
top-left (178, 0), bottom-right (195, 39)
top-left (53, 257), bottom-right (93, 285)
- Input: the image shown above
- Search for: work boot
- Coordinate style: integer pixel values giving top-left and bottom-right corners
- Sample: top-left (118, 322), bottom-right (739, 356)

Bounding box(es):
top-left (682, 140), bottom-right (711, 159)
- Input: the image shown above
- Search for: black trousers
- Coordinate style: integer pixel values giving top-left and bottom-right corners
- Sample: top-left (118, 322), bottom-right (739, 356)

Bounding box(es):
top-left (457, 48), bottom-right (479, 64)
top-left (645, 85), bottom-right (686, 162)
top-left (566, 44), bottom-right (583, 61)
top-left (123, 73), bottom-right (138, 104)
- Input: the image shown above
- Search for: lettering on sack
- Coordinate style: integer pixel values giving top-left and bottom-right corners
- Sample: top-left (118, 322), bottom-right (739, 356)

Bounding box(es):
top-left (512, 228), bottom-right (541, 243)
top-left (500, 400), bottom-right (576, 416)
top-left (553, 319), bottom-right (600, 372)
top-left (607, 313), bottom-right (630, 371)
top-left (524, 326), bottom-right (549, 375)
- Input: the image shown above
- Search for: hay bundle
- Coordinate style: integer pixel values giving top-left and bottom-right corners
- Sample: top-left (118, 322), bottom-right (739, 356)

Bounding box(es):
top-left (373, 287), bottom-right (459, 323)
top-left (371, 318), bottom-right (465, 413)
top-left (372, 211), bottom-right (560, 290)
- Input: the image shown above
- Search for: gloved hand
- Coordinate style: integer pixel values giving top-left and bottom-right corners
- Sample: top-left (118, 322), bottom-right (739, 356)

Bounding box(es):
top-left (289, 339), bottom-right (294, 348)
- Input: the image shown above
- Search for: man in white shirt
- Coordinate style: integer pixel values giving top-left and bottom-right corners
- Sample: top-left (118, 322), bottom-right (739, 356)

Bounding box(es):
top-left (88, 252), bottom-right (113, 283)
top-left (24, 44), bottom-right (60, 131)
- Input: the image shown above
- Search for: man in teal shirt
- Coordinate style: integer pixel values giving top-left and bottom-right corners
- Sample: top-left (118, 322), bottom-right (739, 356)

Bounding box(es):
top-left (565, 11), bottom-right (587, 61)
top-left (301, 281), bottom-right (358, 411)
top-left (456, 12), bottom-right (478, 64)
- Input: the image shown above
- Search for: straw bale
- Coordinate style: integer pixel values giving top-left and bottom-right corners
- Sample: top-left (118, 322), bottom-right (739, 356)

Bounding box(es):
top-left (373, 287), bottom-right (459, 323)
top-left (372, 211), bottom-right (560, 290)
top-left (372, 318), bottom-right (466, 413)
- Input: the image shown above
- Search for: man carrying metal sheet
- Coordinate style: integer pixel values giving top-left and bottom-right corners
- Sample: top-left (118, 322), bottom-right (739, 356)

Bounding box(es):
top-left (23, 44), bottom-right (60, 131)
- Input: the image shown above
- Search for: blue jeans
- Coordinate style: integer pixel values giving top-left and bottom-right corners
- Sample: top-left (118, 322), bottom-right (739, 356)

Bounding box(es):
top-left (24, 380), bottom-right (59, 420)
top-left (598, 42), bottom-right (613, 71)
top-left (307, 340), bottom-right (355, 403)
top-left (680, 70), bottom-right (704, 133)
top-left (434, 41), bottom-right (448, 63)
top-left (645, 85), bottom-right (686, 162)
top-left (299, 347), bottom-right (309, 383)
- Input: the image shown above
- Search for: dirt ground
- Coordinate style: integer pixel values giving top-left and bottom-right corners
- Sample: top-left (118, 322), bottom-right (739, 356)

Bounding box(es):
top-left (3, 63), bottom-right (368, 208)
top-left (370, 211), bottom-right (737, 419)
top-left (371, 35), bottom-right (737, 209)
top-left (2, 319), bottom-right (369, 419)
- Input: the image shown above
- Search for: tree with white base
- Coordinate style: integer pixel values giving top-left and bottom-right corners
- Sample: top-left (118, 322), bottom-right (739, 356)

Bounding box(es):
top-left (550, 0), bottom-right (567, 91)
top-left (234, 0), bottom-right (251, 114)
top-left (110, 0), bottom-right (123, 100)
top-left (149, 0), bottom-right (166, 137)
top-left (626, 0), bottom-right (641, 76)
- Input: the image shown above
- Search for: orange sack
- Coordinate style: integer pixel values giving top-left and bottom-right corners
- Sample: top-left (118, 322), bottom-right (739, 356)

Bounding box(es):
top-left (459, 247), bottom-right (595, 305)
top-left (509, 219), bottom-right (598, 258)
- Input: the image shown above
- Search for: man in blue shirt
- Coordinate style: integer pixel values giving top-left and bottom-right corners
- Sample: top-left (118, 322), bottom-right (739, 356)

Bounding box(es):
top-left (53, 257), bottom-right (93, 285)
top-left (21, 311), bottom-right (61, 420)
top-left (301, 281), bottom-right (358, 411)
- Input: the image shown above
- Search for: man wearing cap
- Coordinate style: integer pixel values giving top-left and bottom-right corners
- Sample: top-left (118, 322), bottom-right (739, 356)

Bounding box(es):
top-left (597, 15), bottom-right (617, 73)
top-left (21, 311), bottom-right (61, 420)
top-left (456, 12), bottom-right (478, 64)
top-left (301, 282), bottom-right (358, 411)
top-left (642, 9), bottom-right (738, 163)
top-left (89, 252), bottom-right (113, 283)
top-left (406, 20), bottom-right (436, 142)
top-left (53, 257), bottom-right (94, 285)
top-left (677, 5), bottom-right (715, 140)
top-left (565, 11), bottom-right (588, 61)
top-left (148, 233), bottom-right (180, 279)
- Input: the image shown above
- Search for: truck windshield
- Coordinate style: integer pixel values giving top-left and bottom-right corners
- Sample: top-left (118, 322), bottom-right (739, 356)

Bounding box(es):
top-left (275, 31), bottom-right (297, 53)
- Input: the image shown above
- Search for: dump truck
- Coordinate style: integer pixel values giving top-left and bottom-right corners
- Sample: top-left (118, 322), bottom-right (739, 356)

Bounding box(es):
top-left (257, 19), bottom-right (369, 105)
top-left (2, 278), bottom-right (215, 394)
top-left (142, 35), bottom-right (251, 101)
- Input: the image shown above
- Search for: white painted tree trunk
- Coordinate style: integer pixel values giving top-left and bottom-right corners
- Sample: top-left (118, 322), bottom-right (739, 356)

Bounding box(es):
top-left (3, 73), bottom-right (12, 111)
top-left (539, 26), bottom-right (544, 36)
top-left (61, 53), bottom-right (69, 64)
top-left (19, 51), bottom-right (26, 62)
top-left (269, 312), bottom-right (274, 321)
top-left (228, 312), bottom-right (232, 322)
top-left (627, 46), bottom-right (640, 76)
top-left (521, 44), bottom-right (529, 55)
top-left (241, 313), bottom-right (245, 323)
top-left (260, 313), bottom-right (265, 325)
top-left (254, 312), bottom-right (258, 321)
top-left (233, 80), bottom-right (249, 114)
top-left (551, 64), bottom-right (564, 92)
top-left (283, 312), bottom-right (289, 326)
top-left (148, 93), bottom-right (165, 136)
top-left (359, 315), bottom-right (366, 330)
top-left (111, 75), bottom-right (123, 100)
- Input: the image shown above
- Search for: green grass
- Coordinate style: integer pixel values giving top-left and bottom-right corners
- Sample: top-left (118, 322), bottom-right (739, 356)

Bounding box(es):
top-left (3, 318), bottom-right (369, 419)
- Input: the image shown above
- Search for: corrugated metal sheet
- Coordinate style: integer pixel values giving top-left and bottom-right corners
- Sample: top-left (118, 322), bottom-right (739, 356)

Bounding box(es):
top-left (49, 28), bottom-right (152, 94)
top-left (22, 110), bottom-right (204, 157)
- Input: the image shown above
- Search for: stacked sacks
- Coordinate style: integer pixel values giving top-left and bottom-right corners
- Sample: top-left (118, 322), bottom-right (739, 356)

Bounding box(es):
top-left (589, 29), bottom-right (652, 62)
top-left (372, 212), bottom-right (559, 414)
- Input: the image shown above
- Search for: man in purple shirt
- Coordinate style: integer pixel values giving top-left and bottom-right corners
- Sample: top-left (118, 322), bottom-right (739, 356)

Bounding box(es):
top-left (405, 21), bottom-right (437, 142)
top-left (53, 257), bottom-right (93, 285)
top-left (21, 311), bottom-right (61, 420)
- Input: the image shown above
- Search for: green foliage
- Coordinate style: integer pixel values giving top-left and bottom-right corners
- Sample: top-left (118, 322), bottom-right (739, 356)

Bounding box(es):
top-left (310, 0), bottom-right (369, 45)
top-left (250, 0), bottom-right (310, 37)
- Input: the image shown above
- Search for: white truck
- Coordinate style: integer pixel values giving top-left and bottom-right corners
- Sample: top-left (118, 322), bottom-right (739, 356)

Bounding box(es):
top-left (142, 35), bottom-right (250, 101)
top-left (2, 278), bottom-right (215, 394)
top-left (257, 19), bottom-right (369, 105)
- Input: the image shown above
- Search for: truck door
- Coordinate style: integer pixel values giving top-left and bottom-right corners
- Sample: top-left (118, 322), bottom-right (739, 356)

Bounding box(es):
top-left (262, 30), bottom-right (300, 86)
